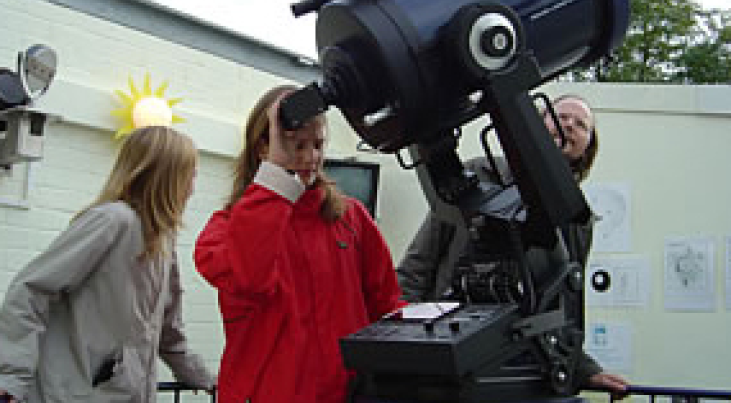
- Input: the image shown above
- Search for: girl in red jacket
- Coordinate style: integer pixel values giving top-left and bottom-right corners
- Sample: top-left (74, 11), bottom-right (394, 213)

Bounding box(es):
top-left (194, 85), bottom-right (404, 403)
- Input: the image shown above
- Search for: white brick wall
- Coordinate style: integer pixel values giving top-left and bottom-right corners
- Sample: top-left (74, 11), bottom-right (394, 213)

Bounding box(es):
top-left (0, 1), bottom-right (279, 400)
top-left (0, 2), bottom-right (360, 400)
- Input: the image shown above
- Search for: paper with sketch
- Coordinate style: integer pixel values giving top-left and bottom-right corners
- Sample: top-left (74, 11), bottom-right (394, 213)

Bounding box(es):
top-left (584, 183), bottom-right (631, 253)
top-left (585, 322), bottom-right (633, 374)
top-left (664, 236), bottom-right (716, 312)
top-left (586, 256), bottom-right (650, 308)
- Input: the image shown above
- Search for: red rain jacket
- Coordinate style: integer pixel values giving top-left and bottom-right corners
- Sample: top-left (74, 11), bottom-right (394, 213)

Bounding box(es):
top-left (195, 181), bottom-right (403, 403)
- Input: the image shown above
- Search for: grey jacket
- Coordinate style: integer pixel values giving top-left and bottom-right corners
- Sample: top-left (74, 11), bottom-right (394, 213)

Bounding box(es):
top-left (396, 156), bottom-right (602, 383)
top-left (0, 202), bottom-right (214, 403)
top-left (398, 157), bottom-right (512, 301)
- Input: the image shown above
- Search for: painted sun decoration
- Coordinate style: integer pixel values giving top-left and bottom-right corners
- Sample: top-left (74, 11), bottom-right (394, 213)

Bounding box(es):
top-left (111, 74), bottom-right (184, 139)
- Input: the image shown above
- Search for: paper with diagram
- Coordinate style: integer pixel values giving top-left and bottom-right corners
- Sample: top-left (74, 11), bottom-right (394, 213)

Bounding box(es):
top-left (584, 183), bottom-right (631, 253)
top-left (664, 236), bottom-right (715, 311)
top-left (587, 255), bottom-right (650, 308)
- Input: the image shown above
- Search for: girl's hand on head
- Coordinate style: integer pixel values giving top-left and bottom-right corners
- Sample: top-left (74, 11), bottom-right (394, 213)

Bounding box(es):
top-left (265, 92), bottom-right (298, 170)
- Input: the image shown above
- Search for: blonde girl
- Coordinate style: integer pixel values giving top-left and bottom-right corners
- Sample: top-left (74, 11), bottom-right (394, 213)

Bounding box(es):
top-left (0, 126), bottom-right (214, 403)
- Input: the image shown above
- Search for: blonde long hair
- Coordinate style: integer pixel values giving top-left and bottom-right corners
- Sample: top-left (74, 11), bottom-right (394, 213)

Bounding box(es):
top-left (78, 126), bottom-right (198, 261)
top-left (226, 85), bottom-right (346, 222)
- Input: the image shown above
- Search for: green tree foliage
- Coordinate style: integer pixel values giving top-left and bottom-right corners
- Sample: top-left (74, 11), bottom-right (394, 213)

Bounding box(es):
top-left (674, 9), bottom-right (731, 83)
top-left (565, 0), bottom-right (731, 83)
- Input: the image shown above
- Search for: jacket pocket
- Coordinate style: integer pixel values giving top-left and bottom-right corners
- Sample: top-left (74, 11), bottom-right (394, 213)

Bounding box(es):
top-left (93, 350), bottom-right (122, 387)
top-left (92, 346), bottom-right (146, 401)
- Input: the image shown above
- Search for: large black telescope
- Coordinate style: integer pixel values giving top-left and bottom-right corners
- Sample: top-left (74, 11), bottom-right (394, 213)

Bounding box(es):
top-left (282, 0), bottom-right (629, 235)
top-left (284, 0), bottom-right (628, 151)
top-left (282, 0), bottom-right (630, 402)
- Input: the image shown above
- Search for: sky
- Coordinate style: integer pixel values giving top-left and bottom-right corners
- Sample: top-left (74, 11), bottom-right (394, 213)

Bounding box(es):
top-left (151, 0), bottom-right (730, 60)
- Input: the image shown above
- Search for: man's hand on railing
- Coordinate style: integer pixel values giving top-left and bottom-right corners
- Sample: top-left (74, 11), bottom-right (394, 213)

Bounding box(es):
top-left (589, 372), bottom-right (631, 400)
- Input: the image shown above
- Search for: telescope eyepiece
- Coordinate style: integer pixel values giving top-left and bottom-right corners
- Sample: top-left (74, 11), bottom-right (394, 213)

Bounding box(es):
top-left (290, 0), bottom-right (329, 18)
top-left (480, 25), bottom-right (514, 58)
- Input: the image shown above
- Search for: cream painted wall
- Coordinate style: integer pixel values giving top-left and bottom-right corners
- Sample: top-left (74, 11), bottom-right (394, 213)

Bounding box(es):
top-left (561, 83), bottom-right (731, 395)
top-left (1, 0), bottom-right (731, 401)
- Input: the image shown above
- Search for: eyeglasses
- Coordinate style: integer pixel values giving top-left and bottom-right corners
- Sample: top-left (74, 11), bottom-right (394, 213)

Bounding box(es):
top-left (557, 112), bottom-right (592, 133)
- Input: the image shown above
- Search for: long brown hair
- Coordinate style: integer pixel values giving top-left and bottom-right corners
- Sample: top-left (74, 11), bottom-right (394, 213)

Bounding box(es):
top-left (226, 85), bottom-right (346, 222)
top-left (78, 126), bottom-right (198, 261)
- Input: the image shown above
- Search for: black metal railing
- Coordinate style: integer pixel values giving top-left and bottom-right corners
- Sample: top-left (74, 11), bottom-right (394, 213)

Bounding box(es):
top-left (157, 382), bottom-right (216, 403)
top-left (157, 382), bottom-right (731, 403)
top-left (588, 385), bottom-right (731, 402)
